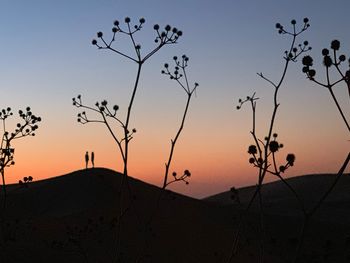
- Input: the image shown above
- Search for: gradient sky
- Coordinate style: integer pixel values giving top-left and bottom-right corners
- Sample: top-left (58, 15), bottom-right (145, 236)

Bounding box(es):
top-left (0, 0), bottom-right (349, 198)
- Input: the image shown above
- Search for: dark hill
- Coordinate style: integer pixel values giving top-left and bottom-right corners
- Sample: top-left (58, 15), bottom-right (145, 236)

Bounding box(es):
top-left (0, 168), bottom-right (237, 263)
top-left (1, 170), bottom-right (350, 262)
top-left (204, 173), bottom-right (350, 223)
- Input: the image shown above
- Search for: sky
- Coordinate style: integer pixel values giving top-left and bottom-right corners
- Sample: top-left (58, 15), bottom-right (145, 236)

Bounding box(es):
top-left (0, 0), bottom-right (349, 198)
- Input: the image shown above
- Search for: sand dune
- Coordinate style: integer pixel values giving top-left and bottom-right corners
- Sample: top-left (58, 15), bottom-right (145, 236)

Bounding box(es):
top-left (0, 168), bottom-right (237, 263)
top-left (1, 169), bottom-right (349, 262)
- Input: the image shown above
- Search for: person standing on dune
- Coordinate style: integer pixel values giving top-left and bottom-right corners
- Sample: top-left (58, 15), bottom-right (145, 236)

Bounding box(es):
top-left (91, 151), bottom-right (95, 168)
top-left (85, 151), bottom-right (89, 169)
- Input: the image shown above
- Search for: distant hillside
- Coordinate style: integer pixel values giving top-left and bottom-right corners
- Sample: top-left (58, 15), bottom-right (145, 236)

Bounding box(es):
top-left (204, 173), bottom-right (350, 222)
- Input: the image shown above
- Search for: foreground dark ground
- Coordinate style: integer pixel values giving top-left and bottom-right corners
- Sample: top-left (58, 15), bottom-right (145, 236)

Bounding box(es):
top-left (0, 168), bottom-right (350, 262)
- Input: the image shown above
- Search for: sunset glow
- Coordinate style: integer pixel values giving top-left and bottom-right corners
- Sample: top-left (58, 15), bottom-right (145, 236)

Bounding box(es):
top-left (0, 0), bottom-right (349, 198)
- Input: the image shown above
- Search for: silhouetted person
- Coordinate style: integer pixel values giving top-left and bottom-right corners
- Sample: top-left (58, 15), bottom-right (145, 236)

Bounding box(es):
top-left (91, 151), bottom-right (95, 168)
top-left (85, 151), bottom-right (89, 169)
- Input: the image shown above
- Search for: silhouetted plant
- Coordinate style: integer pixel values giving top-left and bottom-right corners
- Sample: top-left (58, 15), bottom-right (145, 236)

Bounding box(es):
top-left (138, 55), bottom-right (198, 261)
top-left (0, 107), bottom-right (41, 208)
top-left (228, 18), bottom-right (310, 263)
top-left (73, 16), bottom-right (182, 262)
top-left (73, 17), bottom-right (182, 181)
top-left (300, 40), bottom-right (350, 222)
top-left (18, 176), bottom-right (33, 188)
top-left (302, 40), bottom-right (350, 132)
top-left (161, 55), bottom-right (198, 189)
top-left (291, 39), bottom-right (350, 262)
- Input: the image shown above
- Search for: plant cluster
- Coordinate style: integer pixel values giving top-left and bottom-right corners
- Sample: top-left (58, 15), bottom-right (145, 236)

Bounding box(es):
top-left (73, 17), bottom-right (192, 262)
top-left (160, 54), bottom-right (198, 189)
top-left (91, 17), bottom-right (182, 64)
top-left (73, 17), bottom-right (183, 179)
top-left (302, 39), bottom-right (350, 132)
top-left (0, 107), bottom-right (41, 205)
top-left (72, 95), bottom-right (136, 160)
top-left (18, 176), bottom-right (33, 187)
top-left (230, 18), bottom-right (350, 263)
top-left (229, 18), bottom-right (311, 263)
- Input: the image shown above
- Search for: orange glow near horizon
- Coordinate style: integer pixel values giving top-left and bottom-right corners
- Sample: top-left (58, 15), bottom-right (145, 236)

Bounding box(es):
top-left (3, 116), bottom-right (349, 198)
top-left (0, 1), bottom-right (349, 199)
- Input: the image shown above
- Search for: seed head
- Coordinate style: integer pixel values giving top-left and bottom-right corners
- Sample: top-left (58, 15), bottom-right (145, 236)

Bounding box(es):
top-left (323, 55), bottom-right (333, 67)
top-left (286, 154), bottom-right (296, 165)
top-left (248, 145), bottom-right (257, 155)
top-left (322, 48), bottom-right (329, 56)
top-left (331, 40), bottom-right (340, 50)
top-left (308, 69), bottom-right (316, 78)
top-left (302, 55), bottom-right (313, 67)
top-left (339, 55), bottom-right (346, 62)
top-left (184, 170), bottom-right (191, 177)
top-left (269, 141), bottom-right (279, 153)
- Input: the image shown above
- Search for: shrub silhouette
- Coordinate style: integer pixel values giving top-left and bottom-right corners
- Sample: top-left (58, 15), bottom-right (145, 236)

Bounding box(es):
top-left (0, 107), bottom-right (41, 208)
top-left (295, 39), bottom-right (350, 262)
top-left (229, 18), bottom-right (311, 263)
top-left (18, 176), bottom-right (33, 188)
top-left (231, 20), bottom-right (350, 263)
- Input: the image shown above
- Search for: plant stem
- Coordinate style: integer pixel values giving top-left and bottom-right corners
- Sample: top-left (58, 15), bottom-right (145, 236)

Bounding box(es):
top-left (115, 62), bottom-right (143, 262)
top-left (1, 169), bottom-right (6, 210)
top-left (162, 92), bottom-right (192, 188)
top-left (328, 87), bottom-right (350, 132)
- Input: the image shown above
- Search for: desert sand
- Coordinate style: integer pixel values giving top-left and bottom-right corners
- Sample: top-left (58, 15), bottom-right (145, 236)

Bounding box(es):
top-left (0, 168), bottom-right (349, 262)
